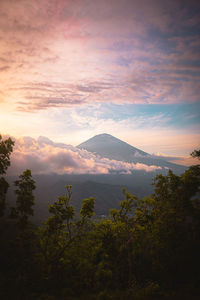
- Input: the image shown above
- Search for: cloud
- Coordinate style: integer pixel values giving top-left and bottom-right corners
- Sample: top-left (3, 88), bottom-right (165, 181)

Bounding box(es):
top-left (168, 156), bottom-right (200, 167)
top-left (0, 0), bottom-right (199, 112)
top-left (153, 152), bottom-right (181, 160)
top-left (0, 66), bottom-right (10, 71)
top-left (7, 136), bottom-right (162, 175)
top-left (154, 151), bottom-right (200, 166)
top-left (14, 81), bottom-right (116, 112)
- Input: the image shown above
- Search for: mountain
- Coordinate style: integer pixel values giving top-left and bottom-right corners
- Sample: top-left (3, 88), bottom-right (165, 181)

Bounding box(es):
top-left (78, 133), bottom-right (148, 160)
top-left (77, 133), bottom-right (186, 173)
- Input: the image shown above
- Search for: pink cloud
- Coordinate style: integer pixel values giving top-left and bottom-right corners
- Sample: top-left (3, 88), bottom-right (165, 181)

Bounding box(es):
top-left (0, 0), bottom-right (199, 112)
top-left (7, 136), bottom-right (162, 175)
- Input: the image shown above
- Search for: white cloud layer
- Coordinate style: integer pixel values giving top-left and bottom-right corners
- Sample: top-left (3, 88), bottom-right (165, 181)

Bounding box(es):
top-left (7, 136), bottom-right (162, 175)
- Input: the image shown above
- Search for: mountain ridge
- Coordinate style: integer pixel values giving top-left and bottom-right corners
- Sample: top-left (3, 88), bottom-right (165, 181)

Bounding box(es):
top-left (78, 133), bottom-right (149, 158)
top-left (77, 133), bottom-right (186, 173)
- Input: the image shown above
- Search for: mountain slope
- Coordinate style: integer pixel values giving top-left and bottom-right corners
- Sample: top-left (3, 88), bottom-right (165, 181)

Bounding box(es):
top-left (7, 174), bottom-right (145, 221)
top-left (78, 133), bottom-right (148, 160)
top-left (77, 133), bottom-right (186, 173)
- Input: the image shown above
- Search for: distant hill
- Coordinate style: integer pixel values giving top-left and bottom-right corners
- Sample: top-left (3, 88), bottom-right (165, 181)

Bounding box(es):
top-left (77, 133), bottom-right (186, 173)
top-left (6, 174), bottom-right (144, 222)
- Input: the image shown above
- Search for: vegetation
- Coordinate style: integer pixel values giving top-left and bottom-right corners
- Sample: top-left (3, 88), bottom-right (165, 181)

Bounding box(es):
top-left (0, 136), bottom-right (200, 299)
top-left (0, 134), bottom-right (14, 216)
top-left (10, 169), bottom-right (36, 229)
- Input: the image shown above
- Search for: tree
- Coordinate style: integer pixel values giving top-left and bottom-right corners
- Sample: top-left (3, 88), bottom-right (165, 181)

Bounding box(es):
top-left (150, 165), bottom-right (200, 287)
top-left (12, 169), bottom-right (36, 229)
top-left (35, 186), bottom-right (96, 296)
top-left (0, 134), bottom-right (14, 216)
top-left (191, 149), bottom-right (200, 159)
top-left (0, 134), bottom-right (14, 175)
top-left (109, 189), bottom-right (155, 287)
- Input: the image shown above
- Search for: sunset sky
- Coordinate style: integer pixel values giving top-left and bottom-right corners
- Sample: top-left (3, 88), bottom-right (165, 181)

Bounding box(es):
top-left (0, 0), bottom-right (200, 164)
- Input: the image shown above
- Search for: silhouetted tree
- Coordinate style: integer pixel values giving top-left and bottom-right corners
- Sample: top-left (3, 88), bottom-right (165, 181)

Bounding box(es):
top-left (191, 149), bottom-right (200, 159)
top-left (0, 134), bottom-right (14, 216)
top-left (11, 169), bottom-right (36, 229)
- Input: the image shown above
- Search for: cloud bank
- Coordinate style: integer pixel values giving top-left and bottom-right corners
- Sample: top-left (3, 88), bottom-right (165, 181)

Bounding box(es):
top-left (0, 0), bottom-right (199, 112)
top-left (7, 136), bottom-right (162, 175)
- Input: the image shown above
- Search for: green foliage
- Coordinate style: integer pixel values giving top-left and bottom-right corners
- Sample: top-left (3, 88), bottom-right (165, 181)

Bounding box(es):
top-left (191, 149), bottom-right (200, 159)
top-left (150, 167), bottom-right (200, 286)
top-left (0, 177), bottom-right (9, 217)
top-left (36, 185), bottom-right (97, 295)
top-left (0, 135), bottom-right (14, 216)
top-left (0, 134), bottom-right (14, 175)
top-left (48, 185), bottom-right (75, 228)
top-left (38, 185), bottom-right (75, 277)
top-left (80, 197), bottom-right (95, 220)
top-left (12, 169), bottom-right (36, 228)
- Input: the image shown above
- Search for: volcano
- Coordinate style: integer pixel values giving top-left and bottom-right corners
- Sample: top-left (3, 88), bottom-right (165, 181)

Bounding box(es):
top-left (77, 133), bottom-right (186, 173)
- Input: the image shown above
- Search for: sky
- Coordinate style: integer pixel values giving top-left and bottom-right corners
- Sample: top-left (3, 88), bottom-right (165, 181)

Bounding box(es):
top-left (0, 0), bottom-right (200, 167)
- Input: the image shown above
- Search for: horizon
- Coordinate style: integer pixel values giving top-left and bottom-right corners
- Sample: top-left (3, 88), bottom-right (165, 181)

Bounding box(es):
top-left (0, 0), bottom-right (199, 166)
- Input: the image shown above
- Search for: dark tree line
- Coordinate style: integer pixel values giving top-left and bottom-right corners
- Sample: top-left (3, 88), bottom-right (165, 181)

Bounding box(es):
top-left (0, 135), bottom-right (200, 300)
